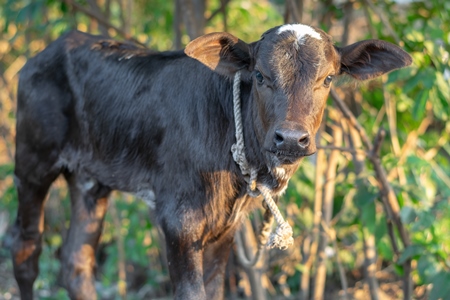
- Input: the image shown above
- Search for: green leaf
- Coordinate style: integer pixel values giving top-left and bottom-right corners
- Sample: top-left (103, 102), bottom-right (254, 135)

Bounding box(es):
top-left (403, 72), bottom-right (422, 93)
top-left (361, 201), bottom-right (376, 234)
top-left (413, 89), bottom-right (429, 120)
top-left (430, 272), bottom-right (450, 300)
top-left (417, 254), bottom-right (441, 283)
top-left (387, 66), bottom-right (416, 84)
top-left (0, 163), bottom-right (14, 179)
top-left (377, 239), bottom-right (394, 261)
top-left (353, 179), bottom-right (378, 209)
top-left (398, 245), bottom-right (425, 264)
top-left (421, 68), bottom-right (437, 89)
top-left (400, 206), bottom-right (417, 224)
top-left (393, 264), bottom-right (404, 276)
top-left (430, 87), bottom-right (448, 121)
top-left (412, 210), bottom-right (435, 231)
top-left (405, 29), bottom-right (425, 43)
top-left (375, 215), bottom-right (387, 241)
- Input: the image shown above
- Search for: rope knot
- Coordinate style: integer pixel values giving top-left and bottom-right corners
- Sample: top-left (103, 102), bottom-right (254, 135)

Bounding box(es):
top-left (268, 221), bottom-right (294, 250)
top-left (258, 185), bottom-right (294, 250)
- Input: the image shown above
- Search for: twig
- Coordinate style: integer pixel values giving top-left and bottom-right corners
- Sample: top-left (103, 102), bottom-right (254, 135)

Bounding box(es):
top-left (331, 88), bottom-right (412, 299)
top-left (362, 0), bottom-right (401, 44)
top-left (235, 209), bottom-right (272, 268)
top-left (179, 0), bottom-right (205, 39)
top-left (319, 0), bottom-right (334, 29)
top-left (341, 0), bottom-right (354, 46)
top-left (362, 226), bottom-right (380, 300)
top-left (317, 145), bottom-right (369, 156)
top-left (347, 115), bottom-right (381, 300)
top-left (299, 235), bottom-right (311, 300)
top-left (220, 0), bottom-right (228, 32)
top-left (330, 90), bottom-right (406, 242)
top-left (205, 0), bottom-right (231, 23)
top-left (300, 148), bottom-right (326, 300)
top-left (235, 219), bottom-right (267, 300)
top-left (323, 124), bottom-right (342, 223)
top-left (385, 211), bottom-right (400, 256)
top-left (387, 110), bottom-right (433, 181)
top-left (321, 220), bottom-right (349, 300)
top-left (118, 0), bottom-right (127, 35)
top-left (369, 129), bottom-right (409, 245)
top-left (109, 196), bottom-right (127, 300)
top-left (0, 129), bottom-right (14, 161)
top-left (369, 129), bottom-right (412, 300)
top-left (331, 88), bottom-right (373, 150)
top-left (362, 0), bottom-right (377, 38)
top-left (382, 77), bottom-right (413, 205)
top-left (0, 72), bottom-right (16, 106)
top-left (62, 0), bottom-right (145, 47)
top-left (173, 0), bottom-right (182, 50)
top-left (86, 0), bottom-right (109, 36)
top-left (286, 0), bottom-right (301, 24)
top-left (313, 122), bottom-right (342, 299)
top-left (299, 108), bottom-right (328, 299)
top-left (383, 80), bottom-right (401, 155)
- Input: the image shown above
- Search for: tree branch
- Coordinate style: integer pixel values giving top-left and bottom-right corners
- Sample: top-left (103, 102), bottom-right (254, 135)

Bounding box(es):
top-left (206, 0), bottom-right (231, 23)
top-left (330, 89), bottom-right (373, 150)
top-left (62, 0), bottom-right (145, 47)
top-left (369, 128), bottom-right (412, 300)
top-left (313, 121), bottom-right (342, 299)
top-left (361, 0), bottom-right (401, 44)
top-left (321, 220), bottom-right (349, 300)
top-left (330, 88), bottom-right (412, 300)
top-left (109, 196), bottom-right (127, 299)
top-left (86, 0), bottom-right (109, 35)
top-left (317, 145), bottom-right (369, 156)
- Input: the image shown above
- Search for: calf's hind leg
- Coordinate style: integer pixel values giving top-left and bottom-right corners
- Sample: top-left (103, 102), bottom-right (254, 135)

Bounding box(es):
top-left (12, 124), bottom-right (63, 300)
top-left (11, 173), bottom-right (59, 300)
top-left (59, 172), bottom-right (110, 300)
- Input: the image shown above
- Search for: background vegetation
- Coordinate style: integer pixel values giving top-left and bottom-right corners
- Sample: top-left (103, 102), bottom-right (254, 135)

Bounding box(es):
top-left (0, 0), bottom-right (449, 299)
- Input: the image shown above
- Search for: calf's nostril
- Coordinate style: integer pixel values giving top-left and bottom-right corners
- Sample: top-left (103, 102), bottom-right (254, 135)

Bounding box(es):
top-left (298, 134), bottom-right (310, 148)
top-left (274, 130), bottom-right (285, 146)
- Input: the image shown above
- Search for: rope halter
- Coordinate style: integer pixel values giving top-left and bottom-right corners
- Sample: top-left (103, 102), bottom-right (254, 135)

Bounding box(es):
top-left (231, 70), bottom-right (294, 250)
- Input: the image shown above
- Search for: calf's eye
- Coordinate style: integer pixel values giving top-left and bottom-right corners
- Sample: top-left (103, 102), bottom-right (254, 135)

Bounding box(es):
top-left (324, 75), bottom-right (334, 87)
top-left (255, 71), bottom-right (264, 84)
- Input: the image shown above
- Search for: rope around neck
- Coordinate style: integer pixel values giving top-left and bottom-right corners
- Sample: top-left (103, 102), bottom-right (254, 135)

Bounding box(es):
top-left (231, 71), bottom-right (259, 196)
top-left (231, 70), bottom-right (294, 253)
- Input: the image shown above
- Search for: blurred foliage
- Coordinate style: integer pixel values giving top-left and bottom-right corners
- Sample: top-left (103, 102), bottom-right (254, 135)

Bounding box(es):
top-left (0, 0), bottom-right (449, 299)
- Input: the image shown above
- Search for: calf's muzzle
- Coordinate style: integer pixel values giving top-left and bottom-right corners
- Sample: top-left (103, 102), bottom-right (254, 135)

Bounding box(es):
top-left (273, 128), bottom-right (313, 156)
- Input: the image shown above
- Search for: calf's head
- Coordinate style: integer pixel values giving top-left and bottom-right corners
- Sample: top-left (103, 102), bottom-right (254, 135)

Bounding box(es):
top-left (185, 24), bottom-right (411, 167)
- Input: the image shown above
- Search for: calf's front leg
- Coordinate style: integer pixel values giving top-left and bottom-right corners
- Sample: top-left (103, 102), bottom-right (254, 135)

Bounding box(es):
top-left (161, 206), bottom-right (207, 300)
top-left (203, 235), bottom-right (234, 300)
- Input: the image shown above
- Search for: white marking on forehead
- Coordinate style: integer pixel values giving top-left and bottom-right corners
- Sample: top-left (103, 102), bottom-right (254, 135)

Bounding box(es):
top-left (277, 24), bottom-right (322, 44)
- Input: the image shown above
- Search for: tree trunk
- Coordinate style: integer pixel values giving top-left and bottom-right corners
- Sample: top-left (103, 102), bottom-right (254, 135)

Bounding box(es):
top-left (179, 0), bottom-right (206, 40)
top-left (313, 118), bottom-right (342, 300)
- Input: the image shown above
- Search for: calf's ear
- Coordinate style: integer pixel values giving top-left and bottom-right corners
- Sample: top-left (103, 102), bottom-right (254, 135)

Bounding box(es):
top-left (336, 40), bottom-right (412, 80)
top-left (185, 32), bottom-right (252, 77)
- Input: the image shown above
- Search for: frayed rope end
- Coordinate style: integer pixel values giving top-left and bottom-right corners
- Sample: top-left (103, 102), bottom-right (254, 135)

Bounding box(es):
top-left (267, 222), bottom-right (294, 250)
